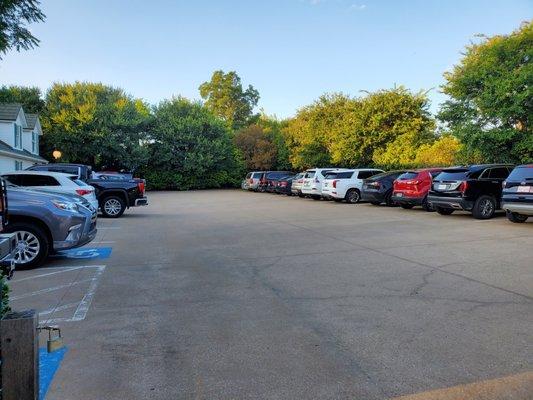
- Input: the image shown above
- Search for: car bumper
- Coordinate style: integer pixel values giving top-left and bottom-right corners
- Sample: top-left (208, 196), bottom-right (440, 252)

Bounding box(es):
top-left (392, 194), bottom-right (425, 206)
top-left (54, 212), bottom-right (98, 250)
top-left (302, 186), bottom-right (321, 195)
top-left (427, 195), bottom-right (473, 211)
top-left (134, 197), bottom-right (148, 206)
top-left (502, 202), bottom-right (533, 215)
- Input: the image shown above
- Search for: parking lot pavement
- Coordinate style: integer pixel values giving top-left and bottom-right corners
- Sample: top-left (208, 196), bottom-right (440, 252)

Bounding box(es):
top-left (11, 190), bottom-right (532, 399)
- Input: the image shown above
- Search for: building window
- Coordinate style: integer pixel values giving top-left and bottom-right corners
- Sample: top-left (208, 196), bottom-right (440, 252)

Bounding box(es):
top-left (32, 132), bottom-right (39, 154)
top-left (13, 124), bottom-right (22, 149)
top-left (14, 161), bottom-right (23, 171)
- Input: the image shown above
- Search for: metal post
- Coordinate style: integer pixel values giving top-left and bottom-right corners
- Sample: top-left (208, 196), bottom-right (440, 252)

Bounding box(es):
top-left (0, 310), bottom-right (39, 400)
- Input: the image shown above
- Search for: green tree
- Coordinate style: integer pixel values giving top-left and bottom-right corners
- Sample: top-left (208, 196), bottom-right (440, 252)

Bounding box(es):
top-left (234, 124), bottom-right (277, 170)
top-left (0, 0), bottom-right (45, 59)
top-left (42, 82), bottom-right (150, 170)
top-left (414, 134), bottom-right (462, 167)
top-left (142, 97), bottom-right (242, 190)
top-left (439, 21), bottom-right (533, 164)
top-left (0, 85), bottom-right (44, 113)
top-left (199, 70), bottom-right (260, 129)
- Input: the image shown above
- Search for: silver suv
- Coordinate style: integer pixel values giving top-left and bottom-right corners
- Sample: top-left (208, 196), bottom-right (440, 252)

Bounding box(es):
top-left (5, 187), bottom-right (97, 268)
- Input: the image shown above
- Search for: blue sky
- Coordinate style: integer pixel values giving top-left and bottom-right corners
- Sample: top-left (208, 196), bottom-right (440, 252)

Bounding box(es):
top-left (1, 0), bottom-right (531, 118)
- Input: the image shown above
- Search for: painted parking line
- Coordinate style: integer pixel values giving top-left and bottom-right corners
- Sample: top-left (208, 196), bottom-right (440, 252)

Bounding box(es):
top-left (11, 278), bottom-right (94, 300)
top-left (40, 347), bottom-right (67, 400)
top-left (11, 266), bottom-right (90, 283)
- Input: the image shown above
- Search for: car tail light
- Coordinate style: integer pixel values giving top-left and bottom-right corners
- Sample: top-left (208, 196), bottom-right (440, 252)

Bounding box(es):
top-left (76, 189), bottom-right (93, 196)
top-left (333, 180), bottom-right (339, 188)
top-left (137, 181), bottom-right (145, 195)
top-left (459, 181), bottom-right (468, 194)
top-left (369, 181), bottom-right (380, 189)
top-left (281, 182), bottom-right (287, 187)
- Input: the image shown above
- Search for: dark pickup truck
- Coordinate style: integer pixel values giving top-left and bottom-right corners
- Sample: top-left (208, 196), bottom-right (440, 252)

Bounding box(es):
top-left (27, 164), bottom-right (148, 218)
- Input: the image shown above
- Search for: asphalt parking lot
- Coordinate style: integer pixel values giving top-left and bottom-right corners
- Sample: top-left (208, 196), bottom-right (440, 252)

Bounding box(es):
top-left (9, 190), bottom-right (533, 399)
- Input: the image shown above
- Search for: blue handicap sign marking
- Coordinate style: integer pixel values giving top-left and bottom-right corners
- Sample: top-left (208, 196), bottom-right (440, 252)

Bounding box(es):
top-left (40, 347), bottom-right (67, 399)
top-left (55, 247), bottom-right (112, 260)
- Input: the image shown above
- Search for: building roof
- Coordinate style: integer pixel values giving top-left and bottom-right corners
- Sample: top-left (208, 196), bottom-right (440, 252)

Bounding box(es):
top-left (25, 113), bottom-right (39, 130)
top-left (0, 103), bottom-right (23, 121)
top-left (0, 139), bottom-right (48, 163)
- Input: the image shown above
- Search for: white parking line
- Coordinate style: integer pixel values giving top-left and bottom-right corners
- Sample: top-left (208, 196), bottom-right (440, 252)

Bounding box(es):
top-left (11, 278), bottom-right (94, 300)
top-left (11, 265), bottom-right (96, 283)
top-left (39, 302), bottom-right (79, 316)
top-left (71, 265), bottom-right (105, 321)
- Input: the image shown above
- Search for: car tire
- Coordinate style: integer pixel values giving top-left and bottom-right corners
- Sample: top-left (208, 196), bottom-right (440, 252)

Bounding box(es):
top-left (298, 192), bottom-right (304, 198)
top-left (422, 196), bottom-right (434, 212)
top-left (6, 222), bottom-right (49, 269)
top-left (101, 195), bottom-right (126, 218)
top-left (384, 191), bottom-right (395, 207)
top-left (472, 195), bottom-right (496, 220)
top-left (312, 195), bottom-right (321, 201)
top-left (400, 204), bottom-right (414, 209)
top-left (436, 207), bottom-right (454, 215)
top-left (345, 189), bottom-right (361, 204)
top-left (506, 211), bottom-right (528, 223)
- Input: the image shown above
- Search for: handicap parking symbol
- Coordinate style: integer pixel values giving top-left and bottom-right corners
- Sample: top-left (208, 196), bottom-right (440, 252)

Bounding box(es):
top-left (55, 247), bottom-right (112, 260)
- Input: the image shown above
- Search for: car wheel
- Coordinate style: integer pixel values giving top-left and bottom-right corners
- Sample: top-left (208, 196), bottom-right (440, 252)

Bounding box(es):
top-left (436, 207), bottom-right (454, 215)
top-left (298, 192), bottom-right (304, 198)
top-left (384, 191), bottom-right (395, 207)
top-left (400, 204), bottom-right (414, 209)
top-left (345, 189), bottom-right (361, 204)
top-left (422, 196), bottom-right (434, 212)
top-left (506, 211), bottom-right (528, 223)
top-left (472, 195), bottom-right (496, 219)
top-left (6, 223), bottom-right (49, 269)
top-left (101, 195), bottom-right (126, 218)
top-left (312, 195), bottom-right (321, 201)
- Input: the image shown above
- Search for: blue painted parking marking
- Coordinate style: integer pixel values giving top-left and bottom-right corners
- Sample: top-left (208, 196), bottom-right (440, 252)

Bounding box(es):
top-left (53, 247), bottom-right (112, 260)
top-left (39, 347), bottom-right (67, 399)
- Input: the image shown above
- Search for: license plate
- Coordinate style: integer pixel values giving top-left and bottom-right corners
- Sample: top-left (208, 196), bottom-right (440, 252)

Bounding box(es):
top-left (517, 186), bottom-right (532, 193)
top-left (437, 184), bottom-right (447, 190)
top-left (396, 192), bottom-right (403, 197)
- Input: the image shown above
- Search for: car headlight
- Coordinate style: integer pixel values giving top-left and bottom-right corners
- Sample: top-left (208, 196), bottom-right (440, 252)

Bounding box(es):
top-left (51, 199), bottom-right (79, 213)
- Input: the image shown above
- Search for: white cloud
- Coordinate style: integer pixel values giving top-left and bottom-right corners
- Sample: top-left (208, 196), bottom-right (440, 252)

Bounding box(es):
top-left (349, 3), bottom-right (367, 11)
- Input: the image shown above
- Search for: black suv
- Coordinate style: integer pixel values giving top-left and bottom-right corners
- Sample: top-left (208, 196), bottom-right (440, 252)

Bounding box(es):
top-left (501, 165), bottom-right (533, 223)
top-left (428, 164), bottom-right (514, 219)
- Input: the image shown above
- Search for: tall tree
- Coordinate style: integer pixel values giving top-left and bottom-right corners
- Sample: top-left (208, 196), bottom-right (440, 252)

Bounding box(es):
top-left (439, 21), bottom-right (533, 164)
top-left (143, 97), bottom-right (242, 189)
top-left (41, 82), bottom-right (150, 170)
top-left (234, 124), bottom-right (278, 170)
top-left (199, 70), bottom-right (260, 129)
top-left (0, 0), bottom-right (45, 59)
top-left (0, 85), bottom-right (44, 113)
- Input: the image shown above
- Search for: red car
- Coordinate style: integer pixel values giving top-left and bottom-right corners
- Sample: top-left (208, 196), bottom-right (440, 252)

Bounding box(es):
top-left (392, 168), bottom-right (443, 211)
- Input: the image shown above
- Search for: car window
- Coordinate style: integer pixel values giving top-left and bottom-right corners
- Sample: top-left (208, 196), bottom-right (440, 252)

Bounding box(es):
top-left (21, 175), bottom-right (60, 186)
top-left (430, 171), bottom-right (442, 178)
top-left (507, 166), bottom-right (533, 181)
top-left (358, 170), bottom-right (378, 179)
top-left (488, 167), bottom-right (511, 179)
top-left (319, 170), bottom-right (333, 177)
top-left (245, 173), bottom-right (252, 179)
top-left (335, 171), bottom-right (354, 179)
top-left (305, 171), bottom-right (316, 178)
top-left (324, 172), bottom-right (338, 179)
top-left (2, 175), bottom-right (23, 186)
top-left (434, 169), bottom-right (469, 181)
top-left (398, 172), bottom-right (419, 180)
top-left (49, 166), bottom-right (79, 175)
top-left (252, 172), bottom-right (262, 179)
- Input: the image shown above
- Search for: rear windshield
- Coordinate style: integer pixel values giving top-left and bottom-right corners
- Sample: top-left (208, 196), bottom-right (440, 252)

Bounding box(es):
top-left (507, 166), bottom-right (533, 181)
top-left (69, 177), bottom-right (87, 186)
top-left (367, 171), bottom-right (403, 181)
top-left (358, 170), bottom-right (381, 179)
top-left (435, 169), bottom-right (469, 181)
top-left (398, 172), bottom-right (419, 180)
top-left (252, 172), bottom-right (262, 178)
top-left (305, 171), bottom-right (316, 178)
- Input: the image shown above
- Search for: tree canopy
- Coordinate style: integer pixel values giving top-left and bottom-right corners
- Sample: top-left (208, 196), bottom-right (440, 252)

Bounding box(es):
top-left (199, 70), bottom-right (260, 130)
top-left (0, 0), bottom-right (45, 59)
top-left (0, 85), bottom-right (45, 113)
top-left (439, 21), bottom-right (533, 164)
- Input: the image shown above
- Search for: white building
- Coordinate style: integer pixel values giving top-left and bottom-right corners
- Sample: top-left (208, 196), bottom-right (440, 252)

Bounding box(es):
top-left (0, 103), bottom-right (48, 172)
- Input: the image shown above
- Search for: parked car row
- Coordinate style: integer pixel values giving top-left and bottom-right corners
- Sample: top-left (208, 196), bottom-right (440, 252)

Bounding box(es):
top-left (242, 164), bottom-right (533, 224)
top-left (0, 163), bottom-right (150, 270)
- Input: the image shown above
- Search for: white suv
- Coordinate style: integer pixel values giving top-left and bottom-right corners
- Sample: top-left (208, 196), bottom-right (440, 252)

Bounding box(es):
top-left (301, 168), bottom-right (348, 200)
top-left (321, 169), bottom-right (383, 203)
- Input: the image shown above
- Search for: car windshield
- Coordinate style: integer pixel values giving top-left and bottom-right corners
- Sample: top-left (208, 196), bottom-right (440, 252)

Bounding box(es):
top-left (435, 169), bottom-right (470, 181)
top-left (507, 167), bottom-right (533, 181)
top-left (398, 172), bottom-right (419, 180)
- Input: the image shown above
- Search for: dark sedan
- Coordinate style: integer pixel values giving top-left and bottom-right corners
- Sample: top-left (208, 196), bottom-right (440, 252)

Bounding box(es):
top-left (275, 175), bottom-right (296, 195)
top-left (361, 170), bottom-right (406, 206)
